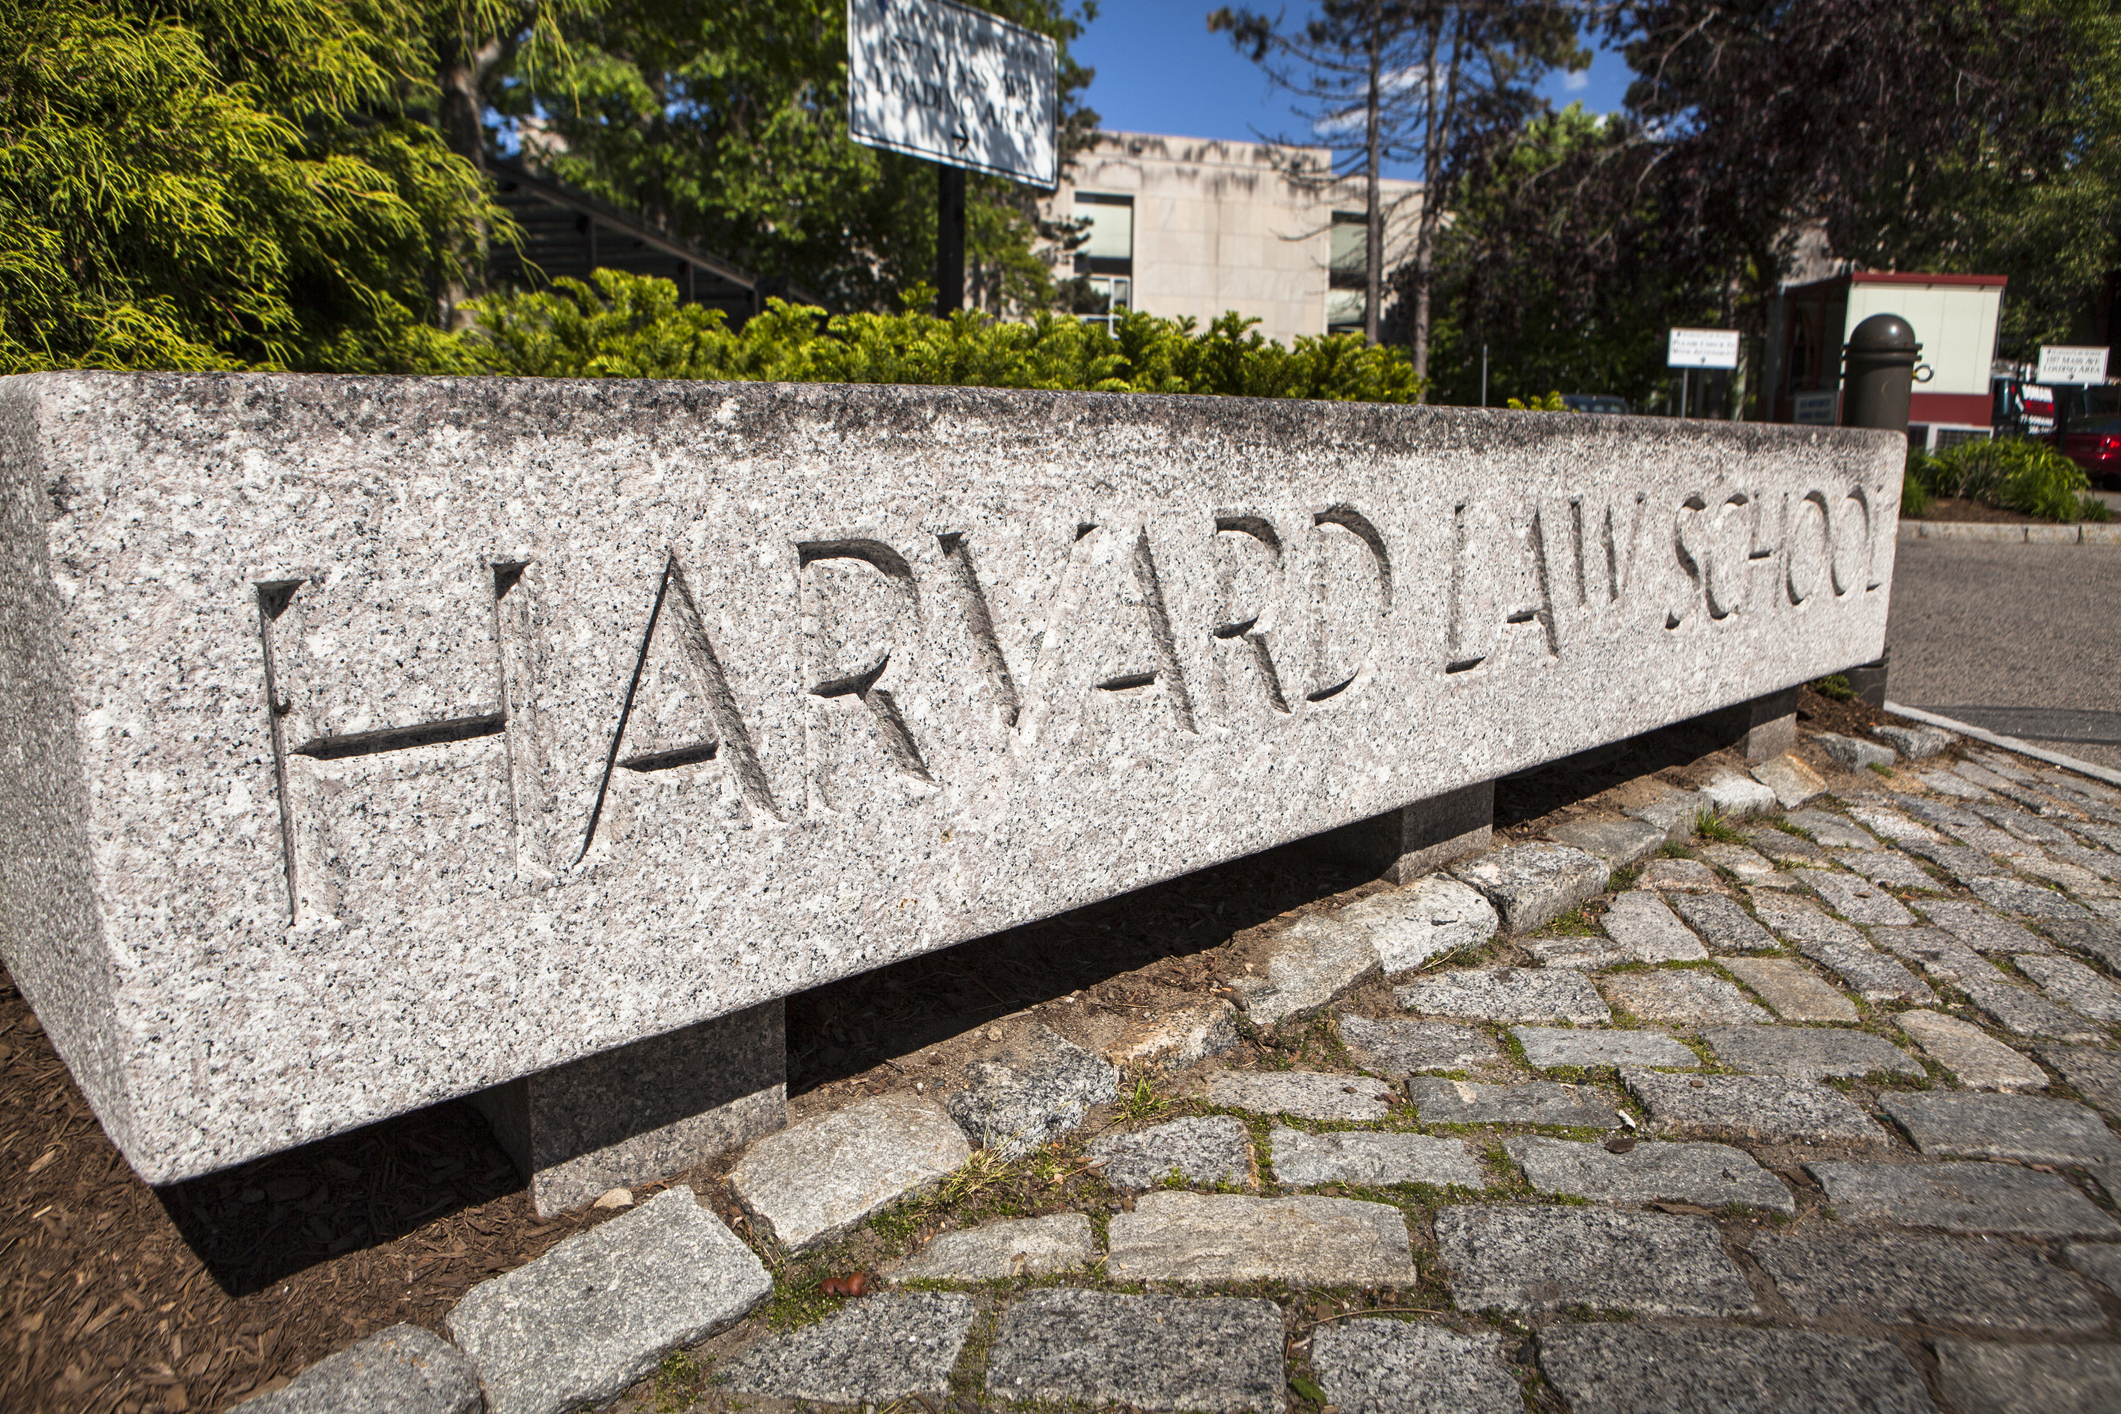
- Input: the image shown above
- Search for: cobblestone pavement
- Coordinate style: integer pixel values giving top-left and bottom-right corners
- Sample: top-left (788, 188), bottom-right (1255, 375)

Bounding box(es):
top-left (253, 729), bottom-right (2121, 1414)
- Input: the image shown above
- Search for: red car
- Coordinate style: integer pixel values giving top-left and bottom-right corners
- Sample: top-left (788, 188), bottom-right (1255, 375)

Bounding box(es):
top-left (2058, 387), bottom-right (2121, 487)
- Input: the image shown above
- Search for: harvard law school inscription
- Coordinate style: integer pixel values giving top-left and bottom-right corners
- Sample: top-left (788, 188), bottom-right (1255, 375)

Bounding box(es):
top-left (0, 374), bottom-right (1899, 1182)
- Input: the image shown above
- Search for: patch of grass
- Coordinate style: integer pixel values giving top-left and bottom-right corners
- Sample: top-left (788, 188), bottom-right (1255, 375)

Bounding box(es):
top-left (1695, 811), bottom-right (1746, 845)
top-left (1540, 906), bottom-right (1599, 937)
top-left (1812, 673), bottom-right (1855, 702)
top-left (1770, 818), bottom-right (1816, 841)
top-left (1117, 1071), bottom-right (1171, 1122)
top-left (1658, 842), bottom-right (1693, 860)
top-left (1868, 762), bottom-right (1895, 777)
top-left (653, 1351), bottom-right (708, 1413)
top-left (1609, 864), bottom-right (1642, 891)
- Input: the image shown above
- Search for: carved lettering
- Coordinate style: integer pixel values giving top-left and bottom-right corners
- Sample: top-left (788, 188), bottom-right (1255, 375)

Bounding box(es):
top-left (1306, 506), bottom-right (1392, 701)
top-left (1211, 514), bottom-right (1290, 715)
top-left (799, 538), bottom-right (932, 811)
top-left (1786, 492), bottom-right (1830, 605)
top-left (937, 531), bottom-right (1021, 728)
top-left (1019, 521), bottom-right (1197, 748)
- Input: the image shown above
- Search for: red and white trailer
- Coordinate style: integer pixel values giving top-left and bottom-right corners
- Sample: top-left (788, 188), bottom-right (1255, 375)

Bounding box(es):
top-left (1766, 271), bottom-right (2006, 447)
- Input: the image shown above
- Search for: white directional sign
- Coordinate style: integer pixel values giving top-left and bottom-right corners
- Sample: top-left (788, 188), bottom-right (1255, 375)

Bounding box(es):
top-left (848, 0), bottom-right (1058, 187)
top-left (1667, 328), bottom-right (1741, 370)
top-left (2037, 345), bottom-right (2110, 386)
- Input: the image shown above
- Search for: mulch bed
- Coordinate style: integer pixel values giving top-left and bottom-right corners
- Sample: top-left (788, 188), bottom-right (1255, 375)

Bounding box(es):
top-left (1907, 497), bottom-right (2040, 524)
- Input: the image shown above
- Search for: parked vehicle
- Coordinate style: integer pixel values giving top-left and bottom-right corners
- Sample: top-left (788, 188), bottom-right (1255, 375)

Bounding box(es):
top-left (1562, 394), bottom-right (1630, 414)
top-left (2057, 386), bottom-right (2121, 487)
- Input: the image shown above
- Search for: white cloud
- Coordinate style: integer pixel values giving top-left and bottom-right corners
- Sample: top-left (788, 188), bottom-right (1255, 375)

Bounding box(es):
top-left (1563, 68), bottom-right (1592, 92)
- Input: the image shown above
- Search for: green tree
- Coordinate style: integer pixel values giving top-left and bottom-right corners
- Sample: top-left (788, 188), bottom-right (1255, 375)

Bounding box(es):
top-left (0, 0), bottom-right (508, 373)
top-left (489, 0), bottom-right (1098, 314)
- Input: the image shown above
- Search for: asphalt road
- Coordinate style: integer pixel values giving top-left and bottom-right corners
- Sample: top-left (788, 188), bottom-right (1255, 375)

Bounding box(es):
top-left (1885, 538), bottom-right (2121, 770)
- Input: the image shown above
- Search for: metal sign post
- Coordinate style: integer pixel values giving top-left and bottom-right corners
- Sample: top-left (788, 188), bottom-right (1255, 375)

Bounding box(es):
top-left (1667, 328), bottom-right (1740, 419)
top-left (847, 0), bottom-right (1058, 314)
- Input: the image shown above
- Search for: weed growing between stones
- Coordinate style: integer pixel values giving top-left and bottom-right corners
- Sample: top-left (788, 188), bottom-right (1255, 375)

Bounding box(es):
top-left (1539, 906), bottom-right (1600, 937)
top-left (1696, 813), bottom-right (1748, 846)
top-left (651, 1350), bottom-right (708, 1413)
top-left (1868, 761), bottom-right (1896, 778)
top-left (1116, 1072), bottom-right (1171, 1122)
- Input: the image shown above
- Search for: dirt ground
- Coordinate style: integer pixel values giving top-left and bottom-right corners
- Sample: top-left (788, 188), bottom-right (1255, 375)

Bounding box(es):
top-left (0, 685), bottom-right (1894, 1413)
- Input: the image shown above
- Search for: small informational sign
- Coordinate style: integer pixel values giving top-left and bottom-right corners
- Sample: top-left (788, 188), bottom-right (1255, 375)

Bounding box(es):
top-left (2036, 345), bottom-right (2110, 386)
top-left (848, 0), bottom-right (1058, 187)
top-left (1668, 328), bottom-right (1741, 370)
top-left (1793, 390), bottom-right (1838, 425)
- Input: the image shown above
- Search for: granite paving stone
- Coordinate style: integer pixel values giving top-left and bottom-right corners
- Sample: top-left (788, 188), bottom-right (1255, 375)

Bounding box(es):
top-left (1703, 771), bottom-right (1778, 816)
top-left (1873, 924), bottom-right (1999, 984)
top-left (1338, 1016), bottom-right (1500, 1075)
top-left (235, 1324), bottom-right (479, 1414)
top-left (1449, 843), bottom-right (1609, 932)
top-left (1104, 1191), bottom-right (1416, 1284)
top-left (1717, 959), bottom-right (1860, 1023)
top-left (1922, 770), bottom-right (1999, 801)
top-left (1310, 1322), bottom-right (1523, 1414)
top-left (1622, 1069), bottom-right (1887, 1145)
top-left (2039, 1045), bottom-right (2121, 1112)
top-left (1966, 751), bottom-right (2040, 783)
top-left (1839, 849), bottom-right (1939, 892)
top-left (1229, 914), bottom-right (1381, 1027)
top-left (719, 1292), bottom-right (975, 1402)
top-left (1406, 1077), bottom-right (1620, 1128)
top-left (2067, 1241), bottom-right (2121, 1293)
top-left (1269, 1127), bottom-right (1486, 1188)
top-left (1525, 934), bottom-right (1628, 970)
top-left (727, 1093), bottom-right (972, 1250)
top-left (1817, 732), bottom-right (1896, 771)
top-left (1336, 876), bottom-right (1499, 974)
top-left (1971, 803), bottom-right (2076, 845)
top-left (985, 1289), bottom-right (1283, 1414)
top-left (2013, 952), bottom-right (2121, 1022)
top-left (1752, 752), bottom-right (1827, 808)
top-left (1434, 1206), bottom-right (1755, 1316)
top-left (1922, 899), bottom-right (2055, 954)
top-left (1805, 871), bottom-right (1915, 926)
top-left (1206, 1070), bottom-right (1396, 1121)
top-left (1844, 803), bottom-right (1939, 844)
top-left (1627, 788), bottom-right (1713, 843)
top-left (1083, 1000), bottom-right (1240, 1072)
top-left (1535, 1325), bottom-right (1934, 1414)
top-left (1747, 826), bottom-right (1834, 863)
top-left (1638, 858), bottom-right (1722, 891)
top-left (1751, 1230), bottom-right (2104, 1332)
top-left (1596, 891), bottom-right (1709, 963)
top-left (1953, 823), bottom-right (2038, 859)
top-left (1549, 816), bottom-right (1668, 868)
top-left (1666, 891), bottom-right (1778, 952)
top-left (1900, 1011), bottom-right (2047, 1091)
top-left (1958, 972), bottom-right (2105, 1042)
top-left (1902, 840), bottom-right (2009, 883)
top-left (1806, 1160), bottom-right (2120, 1235)
top-left (2049, 841), bottom-right (2121, 882)
top-left (2046, 918), bottom-right (2121, 972)
top-left (1875, 724), bottom-right (1954, 759)
top-left (1397, 967), bottom-right (1611, 1025)
top-left (1088, 1116), bottom-right (1253, 1191)
top-left (1792, 933), bottom-right (1935, 1003)
top-left (1900, 794), bottom-right (1989, 834)
top-left (1697, 843), bottom-right (1777, 881)
top-left (2094, 898), bottom-right (2121, 925)
top-left (1599, 969), bottom-right (1769, 1025)
top-left (1972, 876), bottom-right (2094, 922)
top-left (1935, 1339), bottom-right (2121, 1414)
top-left (884, 1213), bottom-right (1095, 1280)
top-left (1504, 1135), bottom-right (1793, 1213)
top-left (2014, 852), bottom-right (2111, 896)
top-left (1510, 1025), bottom-right (1700, 1070)
top-left (945, 1025), bottom-right (1120, 1158)
top-left (1785, 810), bottom-right (1878, 848)
top-left (1878, 1091), bottom-right (2121, 1165)
top-left (1704, 1024), bottom-right (1919, 1080)
top-left (446, 1187), bottom-right (771, 1414)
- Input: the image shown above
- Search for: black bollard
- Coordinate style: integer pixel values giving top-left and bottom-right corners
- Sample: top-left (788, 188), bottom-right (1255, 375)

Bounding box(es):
top-left (1841, 313), bottom-right (1920, 434)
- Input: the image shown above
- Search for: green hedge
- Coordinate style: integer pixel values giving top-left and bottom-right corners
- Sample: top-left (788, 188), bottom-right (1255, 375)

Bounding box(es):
top-left (1906, 436), bottom-right (2110, 523)
top-left (459, 269), bottom-right (1427, 402)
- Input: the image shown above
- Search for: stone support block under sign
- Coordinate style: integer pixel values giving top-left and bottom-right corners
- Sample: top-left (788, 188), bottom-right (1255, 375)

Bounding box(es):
top-left (0, 372), bottom-right (1900, 1185)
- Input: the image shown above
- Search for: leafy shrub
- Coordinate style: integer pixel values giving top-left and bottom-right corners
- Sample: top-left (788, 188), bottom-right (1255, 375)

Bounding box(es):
top-left (1505, 390), bottom-right (1571, 411)
top-left (1908, 436), bottom-right (2109, 522)
top-left (1899, 449), bottom-right (1933, 517)
top-left (462, 269), bottom-right (1428, 402)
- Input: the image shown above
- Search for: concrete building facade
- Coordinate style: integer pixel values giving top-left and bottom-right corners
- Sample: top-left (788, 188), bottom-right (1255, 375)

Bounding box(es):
top-left (1046, 131), bottom-right (1423, 346)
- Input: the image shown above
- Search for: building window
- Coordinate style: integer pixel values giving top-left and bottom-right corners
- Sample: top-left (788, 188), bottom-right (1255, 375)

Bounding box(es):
top-left (1328, 211), bottom-right (1368, 335)
top-left (1073, 193), bottom-right (1134, 329)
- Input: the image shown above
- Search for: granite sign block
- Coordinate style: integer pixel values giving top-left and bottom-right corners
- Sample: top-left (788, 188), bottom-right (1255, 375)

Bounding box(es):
top-left (0, 372), bottom-right (1900, 1182)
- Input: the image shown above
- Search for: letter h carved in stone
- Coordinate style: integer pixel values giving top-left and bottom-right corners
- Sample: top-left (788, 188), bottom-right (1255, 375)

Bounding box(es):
top-left (254, 559), bottom-right (547, 927)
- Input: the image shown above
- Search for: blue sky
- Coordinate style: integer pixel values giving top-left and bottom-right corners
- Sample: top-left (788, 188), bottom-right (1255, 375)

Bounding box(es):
top-left (1071, 2), bottom-right (1631, 179)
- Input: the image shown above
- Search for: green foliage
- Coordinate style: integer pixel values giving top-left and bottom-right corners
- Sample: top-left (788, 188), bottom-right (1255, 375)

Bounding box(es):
top-left (492, 0), bottom-right (1097, 314)
top-left (1505, 390), bottom-right (1571, 411)
top-left (0, 0), bottom-right (506, 374)
top-left (1899, 452), bottom-right (1933, 518)
top-left (1811, 674), bottom-right (1855, 702)
top-left (463, 270), bottom-right (1429, 400)
top-left (1694, 812), bottom-right (1745, 845)
top-left (1908, 437), bottom-right (2110, 523)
